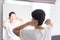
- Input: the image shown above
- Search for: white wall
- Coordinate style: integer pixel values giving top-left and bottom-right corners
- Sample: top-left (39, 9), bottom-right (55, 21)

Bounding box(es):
top-left (0, 0), bottom-right (3, 40)
top-left (51, 0), bottom-right (60, 36)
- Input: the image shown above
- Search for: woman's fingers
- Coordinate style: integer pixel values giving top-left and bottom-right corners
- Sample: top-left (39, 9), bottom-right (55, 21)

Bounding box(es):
top-left (45, 19), bottom-right (51, 25)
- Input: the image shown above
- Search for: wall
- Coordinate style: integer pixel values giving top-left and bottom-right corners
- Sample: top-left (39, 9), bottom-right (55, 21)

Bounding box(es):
top-left (0, 0), bottom-right (3, 40)
top-left (51, 0), bottom-right (60, 36)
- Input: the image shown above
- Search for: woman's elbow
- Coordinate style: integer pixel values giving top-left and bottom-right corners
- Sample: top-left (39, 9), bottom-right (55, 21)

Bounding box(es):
top-left (13, 28), bottom-right (19, 36)
top-left (13, 28), bottom-right (16, 35)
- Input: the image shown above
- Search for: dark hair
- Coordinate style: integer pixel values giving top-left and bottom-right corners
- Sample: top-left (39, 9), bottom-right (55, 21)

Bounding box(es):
top-left (9, 12), bottom-right (16, 17)
top-left (31, 9), bottom-right (45, 25)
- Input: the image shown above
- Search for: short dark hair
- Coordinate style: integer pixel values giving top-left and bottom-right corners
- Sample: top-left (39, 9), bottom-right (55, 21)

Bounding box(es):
top-left (9, 12), bottom-right (16, 17)
top-left (31, 9), bottom-right (45, 25)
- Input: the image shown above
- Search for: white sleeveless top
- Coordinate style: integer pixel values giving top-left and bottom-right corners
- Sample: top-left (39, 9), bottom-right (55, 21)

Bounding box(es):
top-left (4, 19), bottom-right (22, 40)
top-left (20, 25), bottom-right (52, 40)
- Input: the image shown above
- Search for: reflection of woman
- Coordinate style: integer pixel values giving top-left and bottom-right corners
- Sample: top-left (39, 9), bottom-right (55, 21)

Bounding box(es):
top-left (3, 12), bottom-right (24, 40)
top-left (13, 9), bottom-right (53, 40)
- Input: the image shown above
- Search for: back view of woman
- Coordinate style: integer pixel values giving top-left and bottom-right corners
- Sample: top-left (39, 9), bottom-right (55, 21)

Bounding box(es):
top-left (13, 9), bottom-right (53, 40)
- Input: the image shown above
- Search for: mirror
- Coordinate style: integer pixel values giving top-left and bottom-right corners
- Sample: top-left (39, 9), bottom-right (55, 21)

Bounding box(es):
top-left (3, 1), bottom-right (56, 40)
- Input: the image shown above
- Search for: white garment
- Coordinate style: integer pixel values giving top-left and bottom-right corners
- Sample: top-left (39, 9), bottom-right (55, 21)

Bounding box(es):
top-left (20, 25), bottom-right (52, 40)
top-left (3, 19), bottom-right (22, 40)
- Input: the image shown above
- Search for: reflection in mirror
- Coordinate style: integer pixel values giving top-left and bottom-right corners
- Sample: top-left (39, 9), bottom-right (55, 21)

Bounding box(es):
top-left (3, 1), bottom-right (54, 40)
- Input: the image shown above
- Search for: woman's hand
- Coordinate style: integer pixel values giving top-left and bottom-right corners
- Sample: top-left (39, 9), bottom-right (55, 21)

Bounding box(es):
top-left (45, 19), bottom-right (53, 26)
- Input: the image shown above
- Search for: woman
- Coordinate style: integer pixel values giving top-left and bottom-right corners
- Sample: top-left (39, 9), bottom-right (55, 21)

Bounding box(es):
top-left (13, 9), bottom-right (53, 40)
top-left (3, 12), bottom-right (24, 40)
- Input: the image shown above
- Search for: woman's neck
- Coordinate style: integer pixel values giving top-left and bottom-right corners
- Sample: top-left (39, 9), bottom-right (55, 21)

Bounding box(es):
top-left (35, 25), bottom-right (45, 30)
top-left (9, 19), bottom-right (16, 24)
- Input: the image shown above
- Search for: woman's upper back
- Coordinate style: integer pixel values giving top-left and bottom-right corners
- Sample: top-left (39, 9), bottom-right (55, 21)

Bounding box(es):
top-left (20, 25), bottom-right (52, 40)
